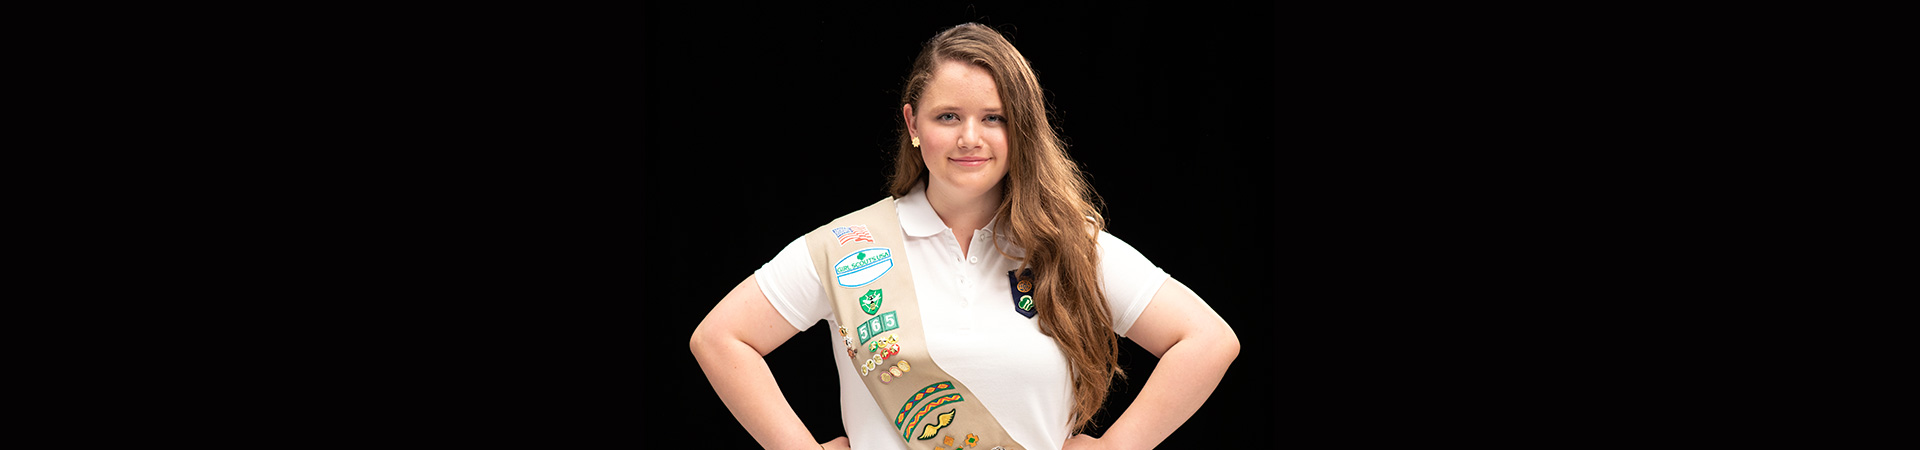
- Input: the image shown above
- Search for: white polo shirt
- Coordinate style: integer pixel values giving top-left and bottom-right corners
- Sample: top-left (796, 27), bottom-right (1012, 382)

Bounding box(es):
top-left (755, 182), bottom-right (1170, 450)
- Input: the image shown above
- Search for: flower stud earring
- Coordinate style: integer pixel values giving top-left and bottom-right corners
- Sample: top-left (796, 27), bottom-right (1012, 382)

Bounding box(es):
top-left (911, 136), bottom-right (920, 147)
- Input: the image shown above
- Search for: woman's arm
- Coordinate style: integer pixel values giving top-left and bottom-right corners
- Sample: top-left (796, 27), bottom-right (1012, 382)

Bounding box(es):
top-left (1067, 277), bottom-right (1240, 450)
top-left (689, 275), bottom-right (833, 450)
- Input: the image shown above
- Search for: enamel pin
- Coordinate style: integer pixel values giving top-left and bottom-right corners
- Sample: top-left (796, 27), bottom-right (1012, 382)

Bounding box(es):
top-left (1006, 268), bottom-right (1036, 319)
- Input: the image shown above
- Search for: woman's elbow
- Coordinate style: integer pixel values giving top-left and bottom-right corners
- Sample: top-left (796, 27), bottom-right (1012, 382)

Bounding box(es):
top-left (689, 323), bottom-right (712, 359)
top-left (1216, 322), bottom-right (1241, 361)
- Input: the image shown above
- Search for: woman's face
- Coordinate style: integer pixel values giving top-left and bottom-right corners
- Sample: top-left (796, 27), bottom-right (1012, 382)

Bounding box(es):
top-left (905, 60), bottom-right (1010, 201)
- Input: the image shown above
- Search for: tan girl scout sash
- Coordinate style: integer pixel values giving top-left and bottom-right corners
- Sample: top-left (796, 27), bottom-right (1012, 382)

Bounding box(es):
top-left (806, 197), bottom-right (1026, 450)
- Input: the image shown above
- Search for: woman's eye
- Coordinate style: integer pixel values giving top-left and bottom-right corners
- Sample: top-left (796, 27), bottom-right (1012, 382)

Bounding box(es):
top-left (934, 113), bottom-right (1003, 123)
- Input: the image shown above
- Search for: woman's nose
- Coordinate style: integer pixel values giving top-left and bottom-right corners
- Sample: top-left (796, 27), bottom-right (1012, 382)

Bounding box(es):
top-left (958, 123), bottom-right (983, 149)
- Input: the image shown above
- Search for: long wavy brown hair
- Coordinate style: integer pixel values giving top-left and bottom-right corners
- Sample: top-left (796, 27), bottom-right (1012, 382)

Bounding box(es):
top-left (888, 23), bottom-right (1119, 434)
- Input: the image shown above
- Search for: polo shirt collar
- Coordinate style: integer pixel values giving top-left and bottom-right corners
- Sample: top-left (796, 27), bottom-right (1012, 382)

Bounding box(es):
top-left (896, 181), bottom-right (999, 237)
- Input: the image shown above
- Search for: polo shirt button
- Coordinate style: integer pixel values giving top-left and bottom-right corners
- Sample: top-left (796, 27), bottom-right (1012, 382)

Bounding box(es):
top-left (969, 256), bottom-right (979, 264)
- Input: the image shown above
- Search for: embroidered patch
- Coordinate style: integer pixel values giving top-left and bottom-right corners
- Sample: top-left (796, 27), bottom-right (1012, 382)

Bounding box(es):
top-left (902, 398), bottom-right (956, 440)
top-left (833, 225), bottom-right (875, 246)
top-left (944, 435), bottom-right (955, 447)
top-left (1007, 269), bottom-right (1037, 319)
top-left (895, 381), bottom-right (955, 430)
top-left (835, 247), bottom-right (895, 288)
top-left (859, 289), bottom-right (884, 315)
top-left (913, 407), bottom-right (952, 440)
top-left (965, 433), bottom-right (978, 447)
top-left (857, 311), bottom-right (899, 344)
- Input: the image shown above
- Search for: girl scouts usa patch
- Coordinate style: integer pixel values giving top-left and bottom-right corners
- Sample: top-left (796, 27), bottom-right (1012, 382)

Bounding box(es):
top-left (834, 247), bottom-right (894, 288)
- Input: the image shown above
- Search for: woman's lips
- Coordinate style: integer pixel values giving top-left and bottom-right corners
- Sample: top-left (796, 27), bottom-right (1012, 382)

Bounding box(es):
top-left (950, 157), bottom-right (990, 167)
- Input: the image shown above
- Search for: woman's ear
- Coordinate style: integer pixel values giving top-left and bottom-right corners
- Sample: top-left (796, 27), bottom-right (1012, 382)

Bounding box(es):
top-left (901, 103), bottom-right (917, 140)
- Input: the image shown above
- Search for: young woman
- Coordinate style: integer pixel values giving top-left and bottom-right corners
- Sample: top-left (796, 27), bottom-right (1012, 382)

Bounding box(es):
top-left (689, 23), bottom-right (1239, 450)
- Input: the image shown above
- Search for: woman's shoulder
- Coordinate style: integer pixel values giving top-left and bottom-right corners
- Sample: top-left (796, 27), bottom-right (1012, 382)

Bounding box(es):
top-left (805, 196), bottom-right (901, 234)
top-left (1091, 228), bottom-right (1154, 260)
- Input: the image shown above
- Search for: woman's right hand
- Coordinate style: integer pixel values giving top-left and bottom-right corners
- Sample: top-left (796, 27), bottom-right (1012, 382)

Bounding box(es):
top-left (820, 436), bottom-right (850, 449)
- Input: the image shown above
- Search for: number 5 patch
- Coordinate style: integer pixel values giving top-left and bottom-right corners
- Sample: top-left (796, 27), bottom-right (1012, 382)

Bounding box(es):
top-left (859, 311), bottom-right (899, 344)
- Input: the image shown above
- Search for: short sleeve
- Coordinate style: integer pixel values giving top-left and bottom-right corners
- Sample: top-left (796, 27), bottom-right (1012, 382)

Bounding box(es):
top-left (1096, 230), bottom-right (1170, 337)
top-left (754, 236), bottom-right (831, 332)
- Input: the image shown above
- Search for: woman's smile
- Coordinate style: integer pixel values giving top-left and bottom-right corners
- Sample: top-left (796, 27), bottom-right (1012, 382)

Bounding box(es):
top-left (949, 156), bottom-right (992, 167)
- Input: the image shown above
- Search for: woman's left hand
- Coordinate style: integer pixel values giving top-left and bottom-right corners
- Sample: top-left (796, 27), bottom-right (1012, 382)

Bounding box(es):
top-left (1062, 433), bottom-right (1111, 450)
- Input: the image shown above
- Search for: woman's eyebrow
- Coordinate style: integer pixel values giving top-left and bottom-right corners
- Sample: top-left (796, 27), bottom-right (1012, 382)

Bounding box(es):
top-left (927, 104), bottom-right (1004, 113)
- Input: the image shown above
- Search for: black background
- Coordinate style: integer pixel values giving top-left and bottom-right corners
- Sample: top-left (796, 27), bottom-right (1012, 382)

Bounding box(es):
top-left (62, 0), bottom-right (1833, 446)
top-left (642, 3), bottom-right (1277, 448)
top-left (224, 1), bottom-right (1743, 447)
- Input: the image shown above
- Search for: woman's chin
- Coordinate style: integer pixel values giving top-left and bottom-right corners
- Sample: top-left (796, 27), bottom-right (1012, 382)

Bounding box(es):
top-left (932, 175), bottom-right (1006, 199)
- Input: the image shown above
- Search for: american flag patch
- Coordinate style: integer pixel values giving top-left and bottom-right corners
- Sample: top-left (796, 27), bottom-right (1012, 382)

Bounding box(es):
top-left (833, 225), bottom-right (875, 245)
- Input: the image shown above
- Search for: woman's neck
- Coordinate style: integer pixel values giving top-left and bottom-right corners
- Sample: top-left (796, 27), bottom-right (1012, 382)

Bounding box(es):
top-left (925, 181), bottom-right (1002, 238)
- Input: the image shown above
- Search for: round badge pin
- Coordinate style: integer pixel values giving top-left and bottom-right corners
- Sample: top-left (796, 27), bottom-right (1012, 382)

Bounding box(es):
top-left (1017, 279), bottom-right (1031, 293)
